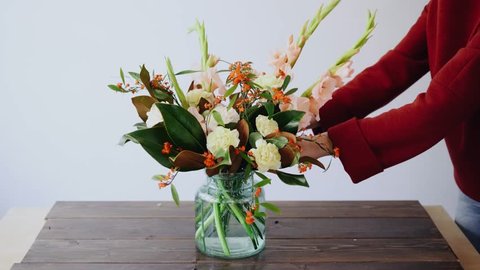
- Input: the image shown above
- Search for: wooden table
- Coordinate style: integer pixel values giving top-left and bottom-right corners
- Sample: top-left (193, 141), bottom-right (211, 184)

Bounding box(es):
top-left (7, 201), bottom-right (477, 269)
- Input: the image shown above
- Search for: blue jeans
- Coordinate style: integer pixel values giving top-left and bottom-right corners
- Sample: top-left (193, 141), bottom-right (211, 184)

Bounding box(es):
top-left (455, 191), bottom-right (480, 253)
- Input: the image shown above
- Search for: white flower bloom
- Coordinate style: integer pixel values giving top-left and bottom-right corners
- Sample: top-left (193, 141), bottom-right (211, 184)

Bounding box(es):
top-left (146, 103), bottom-right (163, 128)
top-left (251, 139), bottom-right (281, 172)
top-left (206, 126), bottom-right (240, 157)
top-left (256, 115), bottom-right (279, 137)
top-left (186, 89), bottom-right (214, 107)
top-left (207, 105), bottom-right (240, 131)
top-left (254, 74), bottom-right (284, 90)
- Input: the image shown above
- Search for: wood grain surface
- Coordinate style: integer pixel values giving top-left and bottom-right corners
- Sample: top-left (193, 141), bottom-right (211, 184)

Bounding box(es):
top-left (12, 201), bottom-right (463, 270)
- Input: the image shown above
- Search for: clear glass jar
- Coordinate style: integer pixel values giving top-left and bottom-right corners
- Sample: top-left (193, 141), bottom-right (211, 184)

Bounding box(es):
top-left (194, 171), bottom-right (266, 259)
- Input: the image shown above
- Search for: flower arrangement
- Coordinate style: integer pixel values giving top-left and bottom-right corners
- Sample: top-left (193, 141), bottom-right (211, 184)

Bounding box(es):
top-left (108, 0), bottom-right (375, 258)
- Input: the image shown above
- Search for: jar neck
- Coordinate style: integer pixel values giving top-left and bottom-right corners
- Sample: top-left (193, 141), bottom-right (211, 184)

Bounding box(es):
top-left (206, 171), bottom-right (255, 194)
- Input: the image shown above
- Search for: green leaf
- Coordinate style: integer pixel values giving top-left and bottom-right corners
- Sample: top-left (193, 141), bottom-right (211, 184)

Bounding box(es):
top-left (260, 91), bottom-right (273, 100)
top-left (108, 84), bottom-right (127, 93)
top-left (254, 172), bottom-right (271, 187)
top-left (133, 122), bottom-right (147, 130)
top-left (129, 72), bottom-right (141, 81)
top-left (157, 103), bottom-right (206, 153)
top-left (272, 110), bottom-right (305, 134)
top-left (152, 174), bottom-right (169, 181)
top-left (166, 58), bottom-right (188, 108)
top-left (249, 132), bottom-right (263, 148)
top-left (244, 163), bottom-right (252, 182)
top-left (120, 126), bottom-right (173, 168)
top-left (153, 90), bottom-right (174, 103)
top-left (254, 211), bottom-right (267, 218)
top-left (275, 170), bottom-right (309, 187)
top-left (285, 88), bottom-right (298, 95)
top-left (140, 65), bottom-right (152, 91)
top-left (171, 183), bottom-right (180, 207)
top-left (175, 69), bottom-right (201, 76)
top-left (120, 68), bottom-right (125, 85)
top-left (263, 102), bottom-right (274, 118)
top-left (211, 110), bottom-right (224, 126)
top-left (227, 93), bottom-right (238, 110)
top-left (261, 202), bottom-right (281, 213)
top-left (281, 75), bottom-right (291, 90)
top-left (224, 84), bottom-right (238, 98)
top-left (266, 136), bottom-right (288, 149)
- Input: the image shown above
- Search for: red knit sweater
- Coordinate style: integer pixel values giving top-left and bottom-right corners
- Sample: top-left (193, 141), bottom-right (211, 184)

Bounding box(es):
top-left (318, 0), bottom-right (480, 201)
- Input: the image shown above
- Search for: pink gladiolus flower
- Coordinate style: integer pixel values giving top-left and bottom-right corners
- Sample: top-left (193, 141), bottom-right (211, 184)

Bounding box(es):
top-left (332, 60), bottom-right (354, 87)
top-left (197, 67), bottom-right (226, 95)
top-left (286, 35), bottom-right (301, 66)
top-left (187, 106), bottom-right (207, 133)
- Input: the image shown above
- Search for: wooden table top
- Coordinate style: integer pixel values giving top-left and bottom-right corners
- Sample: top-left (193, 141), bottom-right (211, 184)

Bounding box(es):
top-left (10, 201), bottom-right (465, 269)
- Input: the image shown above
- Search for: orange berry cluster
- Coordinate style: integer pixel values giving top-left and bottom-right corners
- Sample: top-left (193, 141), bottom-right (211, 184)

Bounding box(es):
top-left (298, 162), bottom-right (313, 173)
top-left (272, 88), bottom-right (291, 104)
top-left (161, 142), bottom-right (173, 155)
top-left (245, 210), bottom-right (255, 225)
top-left (203, 152), bottom-right (216, 168)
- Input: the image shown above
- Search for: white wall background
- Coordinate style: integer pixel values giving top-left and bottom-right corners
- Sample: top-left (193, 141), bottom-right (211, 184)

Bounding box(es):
top-left (1, 0), bottom-right (459, 218)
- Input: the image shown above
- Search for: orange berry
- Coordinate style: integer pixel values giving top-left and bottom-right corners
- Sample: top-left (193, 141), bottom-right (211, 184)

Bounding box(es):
top-left (333, 147), bottom-right (340, 158)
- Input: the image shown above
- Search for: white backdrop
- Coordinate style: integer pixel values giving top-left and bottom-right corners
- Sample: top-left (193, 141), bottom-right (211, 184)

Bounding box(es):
top-left (1, 0), bottom-right (459, 218)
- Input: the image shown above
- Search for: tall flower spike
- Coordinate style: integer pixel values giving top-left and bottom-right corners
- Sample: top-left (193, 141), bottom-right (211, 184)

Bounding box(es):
top-left (302, 9), bottom-right (376, 97)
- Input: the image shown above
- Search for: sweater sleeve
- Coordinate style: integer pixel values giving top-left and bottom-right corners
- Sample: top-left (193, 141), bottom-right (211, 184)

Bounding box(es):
top-left (318, 5), bottom-right (430, 131)
top-left (329, 30), bottom-right (480, 182)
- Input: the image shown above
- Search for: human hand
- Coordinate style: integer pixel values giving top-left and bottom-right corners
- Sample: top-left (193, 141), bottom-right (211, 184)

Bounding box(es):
top-left (297, 132), bottom-right (333, 159)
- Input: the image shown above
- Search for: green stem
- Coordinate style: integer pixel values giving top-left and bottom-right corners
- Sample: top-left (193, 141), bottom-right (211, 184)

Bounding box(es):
top-left (216, 180), bottom-right (256, 245)
top-left (213, 202), bottom-right (230, 256)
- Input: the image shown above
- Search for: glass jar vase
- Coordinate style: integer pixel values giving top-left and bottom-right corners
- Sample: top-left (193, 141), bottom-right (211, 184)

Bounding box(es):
top-left (194, 171), bottom-right (266, 259)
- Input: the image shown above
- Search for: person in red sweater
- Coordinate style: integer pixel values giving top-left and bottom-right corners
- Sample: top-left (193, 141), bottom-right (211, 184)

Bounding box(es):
top-left (300, 0), bottom-right (480, 251)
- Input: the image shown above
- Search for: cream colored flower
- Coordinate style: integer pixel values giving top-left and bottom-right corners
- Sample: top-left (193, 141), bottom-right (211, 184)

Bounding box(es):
top-left (207, 105), bottom-right (240, 131)
top-left (206, 126), bottom-right (240, 157)
top-left (254, 74), bottom-right (284, 90)
top-left (256, 115), bottom-right (279, 137)
top-left (186, 89), bottom-right (214, 107)
top-left (251, 139), bottom-right (281, 172)
top-left (146, 103), bottom-right (163, 128)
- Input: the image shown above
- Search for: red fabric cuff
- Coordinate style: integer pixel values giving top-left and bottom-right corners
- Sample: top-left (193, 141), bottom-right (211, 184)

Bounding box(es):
top-left (318, 98), bottom-right (353, 130)
top-left (328, 118), bottom-right (384, 183)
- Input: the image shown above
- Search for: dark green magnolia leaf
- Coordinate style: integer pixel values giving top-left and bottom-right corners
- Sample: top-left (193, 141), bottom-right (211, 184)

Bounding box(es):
top-left (153, 90), bottom-right (174, 103)
top-left (249, 132), bottom-right (263, 148)
top-left (120, 126), bottom-right (173, 168)
top-left (171, 184), bottom-right (180, 207)
top-left (157, 103), bottom-right (206, 153)
top-left (261, 202), bottom-right (281, 213)
top-left (131, 96), bottom-right (156, 122)
top-left (272, 110), bottom-right (305, 134)
top-left (263, 102), bottom-right (274, 117)
top-left (281, 75), bottom-right (291, 90)
top-left (120, 68), bottom-right (125, 84)
top-left (128, 72), bottom-right (141, 81)
top-left (275, 170), bottom-right (309, 187)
